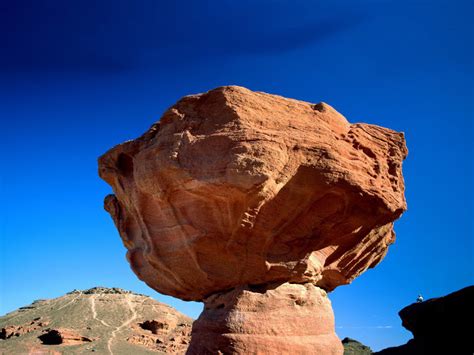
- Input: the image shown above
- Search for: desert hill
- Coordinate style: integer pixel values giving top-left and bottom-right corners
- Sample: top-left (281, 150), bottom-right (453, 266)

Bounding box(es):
top-left (0, 287), bottom-right (192, 354)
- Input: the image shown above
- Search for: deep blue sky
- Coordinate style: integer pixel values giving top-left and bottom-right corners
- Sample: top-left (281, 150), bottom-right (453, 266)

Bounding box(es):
top-left (1, 0), bottom-right (472, 351)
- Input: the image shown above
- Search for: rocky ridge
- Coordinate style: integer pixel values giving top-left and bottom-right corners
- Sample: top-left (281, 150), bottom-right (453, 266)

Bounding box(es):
top-left (375, 286), bottom-right (474, 354)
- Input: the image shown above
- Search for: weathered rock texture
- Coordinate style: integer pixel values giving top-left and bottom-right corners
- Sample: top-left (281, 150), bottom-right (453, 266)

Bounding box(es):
top-left (188, 283), bottom-right (341, 354)
top-left (375, 286), bottom-right (474, 355)
top-left (99, 86), bottom-right (408, 354)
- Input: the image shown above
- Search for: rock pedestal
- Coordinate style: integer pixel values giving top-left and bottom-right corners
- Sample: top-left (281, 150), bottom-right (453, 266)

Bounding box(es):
top-left (99, 86), bottom-right (408, 354)
top-left (187, 282), bottom-right (342, 354)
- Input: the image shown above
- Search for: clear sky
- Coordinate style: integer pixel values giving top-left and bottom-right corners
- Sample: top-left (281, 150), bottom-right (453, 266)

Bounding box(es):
top-left (1, 0), bottom-right (472, 351)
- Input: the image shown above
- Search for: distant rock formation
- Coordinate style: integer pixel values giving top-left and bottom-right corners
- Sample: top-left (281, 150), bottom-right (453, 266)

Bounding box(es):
top-left (99, 86), bottom-right (408, 354)
top-left (0, 287), bottom-right (192, 354)
top-left (342, 337), bottom-right (373, 354)
top-left (375, 286), bottom-right (474, 354)
top-left (1, 317), bottom-right (49, 340)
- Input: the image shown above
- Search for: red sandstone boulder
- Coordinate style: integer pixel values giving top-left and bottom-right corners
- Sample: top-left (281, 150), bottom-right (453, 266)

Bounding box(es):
top-left (99, 86), bottom-right (407, 301)
top-left (99, 86), bottom-right (407, 354)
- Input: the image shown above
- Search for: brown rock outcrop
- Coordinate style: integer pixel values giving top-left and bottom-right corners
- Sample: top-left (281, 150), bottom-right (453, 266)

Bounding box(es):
top-left (1, 318), bottom-right (49, 340)
top-left (139, 319), bottom-right (169, 334)
top-left (38, 328), bottom-right (93, 345)
top-left (128, 320), bottom-right (191, 353)
top-left (99, 86), bottom-right (407, 354)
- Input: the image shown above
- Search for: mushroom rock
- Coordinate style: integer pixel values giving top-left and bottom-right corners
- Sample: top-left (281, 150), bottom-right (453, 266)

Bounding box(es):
top-left (98, 86), bottom-right (407, 354)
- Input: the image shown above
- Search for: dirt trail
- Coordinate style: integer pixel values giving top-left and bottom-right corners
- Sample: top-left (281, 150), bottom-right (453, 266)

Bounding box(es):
top-left (57, 291), bottom-right (82, 310)
top-left (106, 294), bottom-right (138, 355)
top-left (90, 294), bottom-right (112, 328)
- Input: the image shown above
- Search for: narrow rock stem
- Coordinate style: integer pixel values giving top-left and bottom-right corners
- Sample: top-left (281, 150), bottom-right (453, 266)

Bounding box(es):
top-left (187, 282), bottom-right (343, 354)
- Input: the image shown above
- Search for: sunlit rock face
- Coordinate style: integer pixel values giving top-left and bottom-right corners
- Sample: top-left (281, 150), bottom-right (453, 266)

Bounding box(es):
top-left (187, 282), bottom-right (343, 355)
top-left (99, 86), bottom-right (407, 354)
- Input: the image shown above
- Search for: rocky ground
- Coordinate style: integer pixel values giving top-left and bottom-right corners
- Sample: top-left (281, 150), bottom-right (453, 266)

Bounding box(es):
top-left (0, 287), bottom-right (192, 354)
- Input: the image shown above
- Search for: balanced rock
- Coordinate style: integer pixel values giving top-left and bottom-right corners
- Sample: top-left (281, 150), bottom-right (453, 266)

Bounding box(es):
top-left (99, 86), bottom-right (407, 354)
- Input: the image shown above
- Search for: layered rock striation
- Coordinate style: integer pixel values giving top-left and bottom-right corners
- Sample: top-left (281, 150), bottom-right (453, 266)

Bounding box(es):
top-left (188, 283), bottom-right (341, 354)
top-left (99, 86), bottom-right (408, 354)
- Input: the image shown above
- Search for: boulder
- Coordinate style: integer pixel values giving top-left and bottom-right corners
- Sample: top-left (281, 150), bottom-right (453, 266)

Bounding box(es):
top-left (99, 86), bottom-right (408, 354)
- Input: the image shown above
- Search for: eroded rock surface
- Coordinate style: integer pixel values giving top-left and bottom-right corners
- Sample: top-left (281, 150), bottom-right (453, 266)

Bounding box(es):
top-left (128, 320), bottom-right (191, 353)
top-left (38, 328), bottom-right (93, 345)
top-left (188, 282), bottom-right (342, 354)
top-left (99, 86), bottom-right (408, 354)
top-left (99, 86), bottom-right (407, 301)
top-left (1, 318), bottom-right (49, 340)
